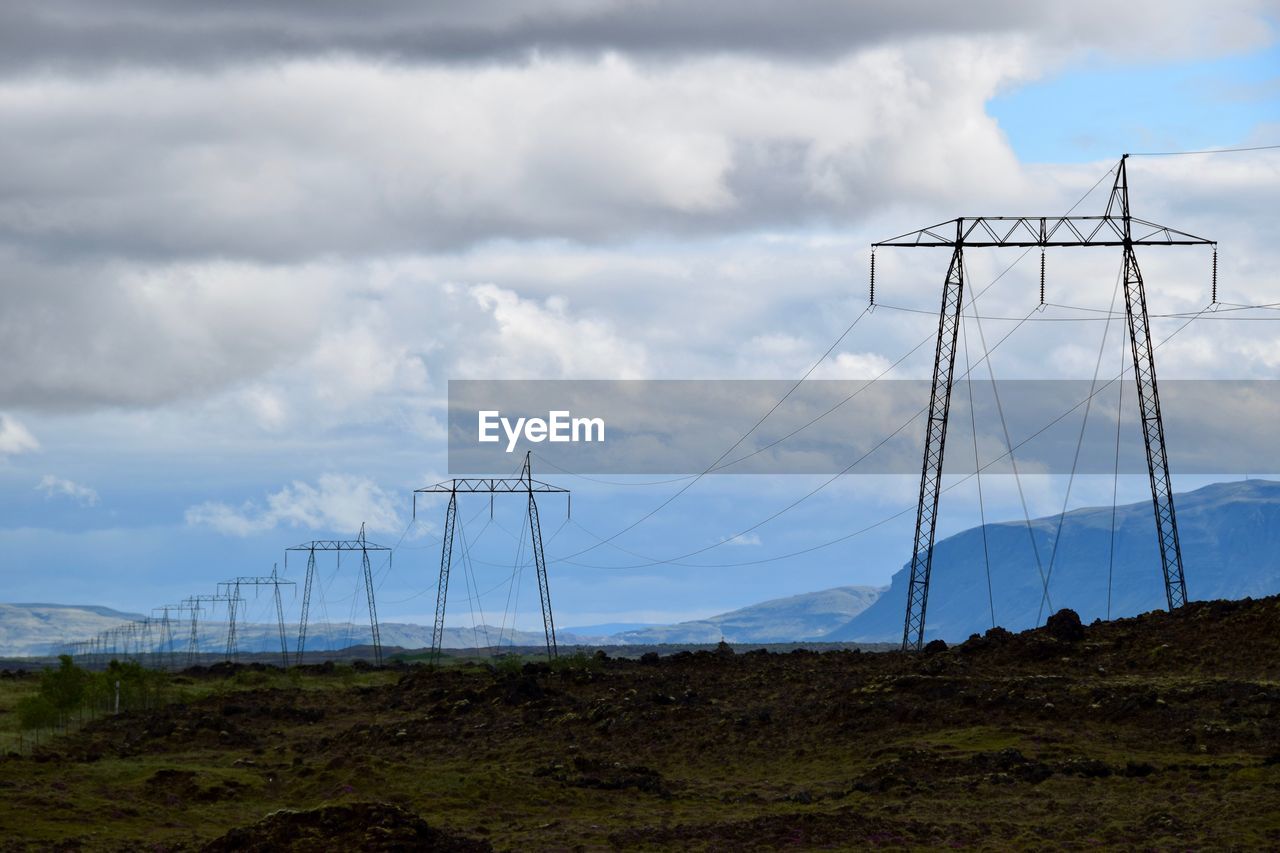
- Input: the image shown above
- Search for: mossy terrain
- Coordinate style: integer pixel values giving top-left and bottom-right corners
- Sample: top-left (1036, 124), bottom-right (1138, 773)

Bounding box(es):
top-left (1, 597), bottom-right (1278, 850)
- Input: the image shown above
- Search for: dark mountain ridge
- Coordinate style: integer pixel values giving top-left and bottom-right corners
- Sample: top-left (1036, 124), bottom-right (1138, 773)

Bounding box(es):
top-left (831, 478), bottom-right (1280, 642)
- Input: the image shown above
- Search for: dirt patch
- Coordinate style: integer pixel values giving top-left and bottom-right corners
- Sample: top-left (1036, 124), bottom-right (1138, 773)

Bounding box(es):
top-left (201, 802), bottom-right (491, 852)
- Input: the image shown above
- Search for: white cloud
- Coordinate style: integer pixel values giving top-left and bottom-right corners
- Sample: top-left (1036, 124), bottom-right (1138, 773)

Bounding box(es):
top-left (304, 321), bottom-right (429, 405)
top-left (823, 351), bottom-right (895, 379)
top-left (460, 283), bottom-right (650, 379)
top-left (0, 414), bottom-right (39, 457)
top-left (36, 474), bottom-right (99, 506)
top-left (238, 385), bottom-right (289, 431)
top-left (0, 47), bottom-right (1028, 262)
top-left (185, 474), bottom-right (404, 537)
top-left (0, 28), bottom-right (1273, 420)
top-left (0, 256), bottom-right (348, 411)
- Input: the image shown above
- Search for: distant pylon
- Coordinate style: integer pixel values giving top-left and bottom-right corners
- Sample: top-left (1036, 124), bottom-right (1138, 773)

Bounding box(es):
top-left (415, 451), bottom-right (568, 665)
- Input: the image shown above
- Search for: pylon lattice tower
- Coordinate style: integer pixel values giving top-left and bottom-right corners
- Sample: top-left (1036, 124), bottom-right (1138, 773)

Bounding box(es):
top-left (217, 571), bottom-right (296, 666)
top-left (415, 451), bottom-right (567, 665)
top-left (288, 524), bottom-right (388, 667)
top-left (182, 593), bottom-right (234, 665)
top-left (872, 155), bottom-right (1215, 650)
top-left (153, 605), bottom-right (186, 670)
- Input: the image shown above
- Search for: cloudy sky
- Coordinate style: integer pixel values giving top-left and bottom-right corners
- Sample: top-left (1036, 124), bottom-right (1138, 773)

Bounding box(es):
top-left (1, 1), bottom-right (1277, 635)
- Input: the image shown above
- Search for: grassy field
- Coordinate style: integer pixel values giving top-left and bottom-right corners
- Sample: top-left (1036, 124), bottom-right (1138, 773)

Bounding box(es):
top-left (1, 598), bottom-right (1278, 850)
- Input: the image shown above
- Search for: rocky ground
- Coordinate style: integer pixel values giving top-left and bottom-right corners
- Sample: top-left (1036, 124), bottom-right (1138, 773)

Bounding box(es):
top-left (1, 596), bottom-right (1278, 850)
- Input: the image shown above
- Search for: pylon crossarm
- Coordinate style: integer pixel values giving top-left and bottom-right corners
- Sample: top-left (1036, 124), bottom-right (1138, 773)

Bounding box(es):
top-left (416, 478), bottom-right (569, 494)
top-left (873, 215), bottom-right (1214, 248)
top-left (287, 540), bottom-right (392, 551)
top-left (219, 576), bottom-right (297, 587)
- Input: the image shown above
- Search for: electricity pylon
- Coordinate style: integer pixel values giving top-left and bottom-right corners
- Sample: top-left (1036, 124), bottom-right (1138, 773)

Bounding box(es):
top-left (153, 605), bottom-right (186, 670)
top-left (415, 451), bottom-right (568, 664)
top-left (288, 525), bottom-right (388, 666)
top-left (217, 570), bottom-right (296, 666)
top-left (873, 155), bottom-right (1215, 650)
top-left (181, 593), bottom-right (234, 665)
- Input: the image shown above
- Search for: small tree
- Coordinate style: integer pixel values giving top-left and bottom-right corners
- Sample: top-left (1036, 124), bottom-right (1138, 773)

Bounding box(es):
top-left (16, 694), bottom-right (58, 745)
top-left (39, 655), bottom-right (89, 726)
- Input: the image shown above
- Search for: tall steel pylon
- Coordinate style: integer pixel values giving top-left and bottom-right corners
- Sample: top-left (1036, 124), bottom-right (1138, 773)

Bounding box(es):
top-left (217, 571), bottom-right (297, 667)
top-left (289, 526), bottom-right (389, 666)
top-left (415, 451), bottom-right (568, 665)
top-left (181, 596), bottom-right (205, 667)
top-left (151, 607), bottom-right (175, 670)
top-left (182, 593), bottom-right (233, 665)
top-left (873, 155), bottom-right (1214, 650)
top-left (154, 605), bottom-right (187, 670)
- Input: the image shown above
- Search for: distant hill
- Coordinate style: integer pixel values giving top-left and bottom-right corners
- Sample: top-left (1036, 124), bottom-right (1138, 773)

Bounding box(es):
top-left (13, 479), bottom-right (1275, 655)
top-left (0, 603), bottom-right (581, 657)
top-left (2, 587), bottom-right (885, 657)
top-left (608, 585), bottom-right (885, 644)
top-left (829, 478), bottom-right (1280, 643)
top-left (0, 603), bottom-right (146, 657)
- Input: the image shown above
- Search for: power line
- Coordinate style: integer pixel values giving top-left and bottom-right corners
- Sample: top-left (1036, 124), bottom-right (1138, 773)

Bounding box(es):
top-left (542, 306), bottom-right (873, 561)
top-left (556, 304), bottom-right (1041, 571)
top-left (541, 169), bottom-right (1124, 550)
top-left (963, 255), bottom-right (1051, 618)
top-left (554, 299), bottom-right (1213, 572)
top-left (1037, 260), bottom-right (1125, 624)
top-left (959, 307), bottom-right (995, 630)
top-left (1129, 143), bottom-right (1280, 156)
top-left (876, 300), bottom-right (1279, 321)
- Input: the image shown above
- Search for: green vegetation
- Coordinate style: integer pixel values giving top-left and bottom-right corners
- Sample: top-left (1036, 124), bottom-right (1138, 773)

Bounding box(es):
top-left (0, 657), bottom-right (398, 754)
top-left (4, 656), bottom-right (173, 749)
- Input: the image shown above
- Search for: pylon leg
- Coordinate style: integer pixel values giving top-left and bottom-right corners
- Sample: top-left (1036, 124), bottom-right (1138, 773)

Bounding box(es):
top-left (1121, 247), bottom-right (1188, 608)
top-left (187, 610), bottom-right (199, 667)
top-left (274, 581), bottom-right (289, 669)
top-left (431, 491), bottom-right (458, 666)
top-left (902, 244), bottom-right (966, 651)
top-left (225, 587), bottom-right (239, 661)
top-left (362, 546), bottom-right (383, 666)
top-left (528, 492), bottom-right (558, 660)
top-left (295, 549), bottom-right (316, 665)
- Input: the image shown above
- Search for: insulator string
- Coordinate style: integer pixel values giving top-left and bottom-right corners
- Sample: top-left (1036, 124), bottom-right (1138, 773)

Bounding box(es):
top-left (1039, 249), bottom-right (1045, 306)
top-left (1211, 247), bottom-right (1218, 304)
top-left (869, 251), bottom-right (876, 307)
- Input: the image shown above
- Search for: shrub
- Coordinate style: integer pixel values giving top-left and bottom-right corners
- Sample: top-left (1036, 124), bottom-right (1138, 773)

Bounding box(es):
top-left (39, 655), bottom-right (89, 722)
top-left (16, 694), bottom-right (58, 733)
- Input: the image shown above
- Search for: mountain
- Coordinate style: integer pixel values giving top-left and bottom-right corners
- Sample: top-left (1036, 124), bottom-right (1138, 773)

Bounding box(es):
top-left (829, 478), bottom-right (1280, 643)
top-left (0, 603), bottom-right (146, 657)
top-left (15, 479), bottom-right (1274, 655)
top-left (6, 586), bottom-right (885, 658)
top-left (560, 622), bottom-right (658, 636)
top-left (93, 622), bottom-right (588, 657)
top-left (607, 585), bottom-right (885, 644)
